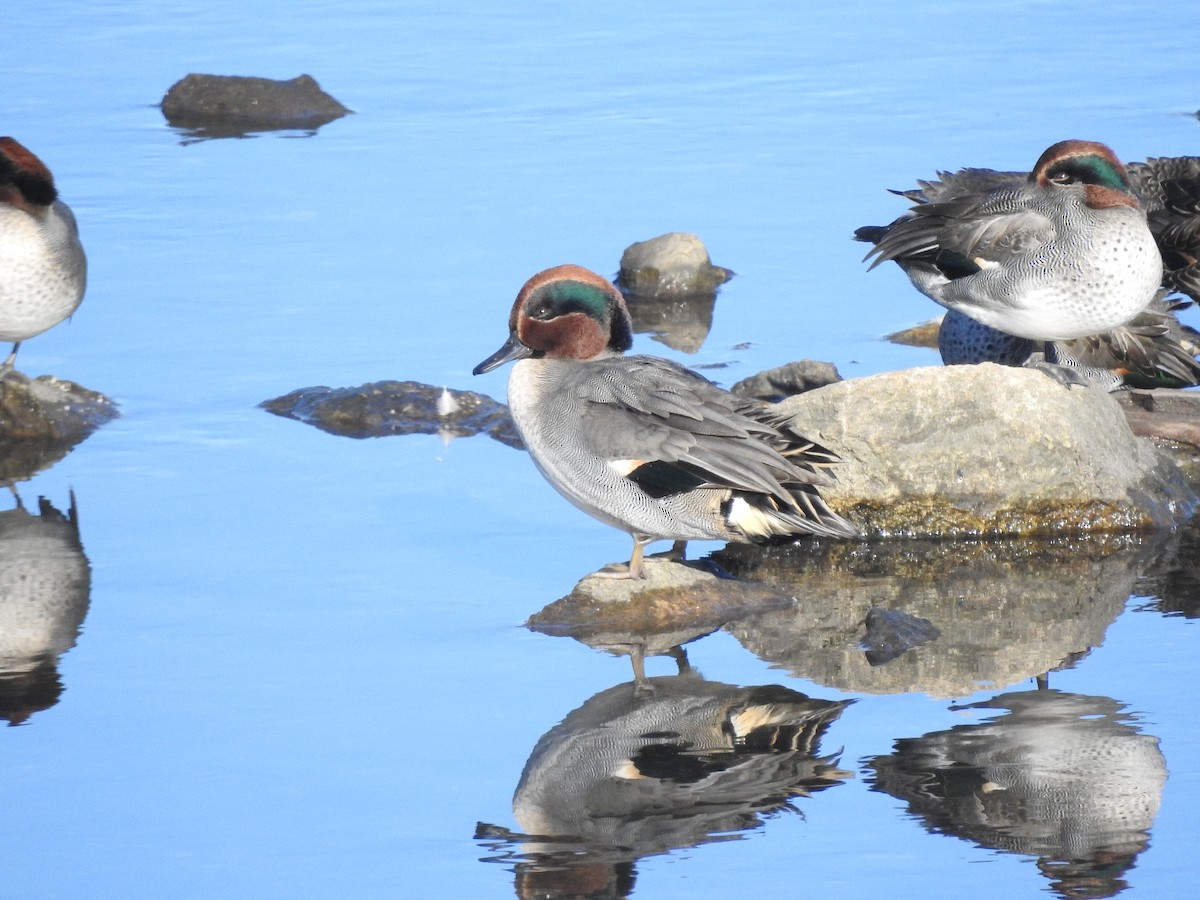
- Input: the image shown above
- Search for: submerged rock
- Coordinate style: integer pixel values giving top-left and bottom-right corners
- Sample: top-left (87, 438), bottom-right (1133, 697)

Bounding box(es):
top-left (161, 73), bottom-right (351, 136)
top-left (779, 364), bottom-right (1195, 536)
top-left (260, 380), bottom-right (521, 448)
top-left (861, 607), bottom-right (940, 666)
top-left (0, 375), bottom-right (118, 483)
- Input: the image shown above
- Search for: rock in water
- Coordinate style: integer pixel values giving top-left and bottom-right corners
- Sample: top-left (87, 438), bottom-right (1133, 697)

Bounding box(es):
top-left (616, 232), bottom-right (732, 297)
top-left (161, 74), bottom-right (351, 134)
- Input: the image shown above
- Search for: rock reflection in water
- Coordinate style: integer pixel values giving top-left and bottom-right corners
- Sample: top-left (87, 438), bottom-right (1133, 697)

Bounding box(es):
top-left (1134, 514), bottom-right (1200, 618)
top-left (0, 494), bottom-right (90, 725)
top-left (714, 533), bottom-right (1164, 697)
top-left (478, 673), bottom-right (850, 899)
top-left (623, 289), bottom-right (719, 354)
top-left (868, 690), bottom-right (1166, 899)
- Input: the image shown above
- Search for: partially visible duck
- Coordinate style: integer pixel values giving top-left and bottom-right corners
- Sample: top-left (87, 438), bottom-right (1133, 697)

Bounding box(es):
top-left (860, 147), bottom-right (1200, 389)
top-left (0, 137), bottom-right (86, 379)
top-left (473, 265), bottom-right (857, 578)
top-left (857, 140), bottom-right (1162, 348)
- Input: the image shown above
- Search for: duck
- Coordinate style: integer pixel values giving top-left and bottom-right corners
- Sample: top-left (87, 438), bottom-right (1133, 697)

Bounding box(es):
top-left (472, 265), bottom-right (858, 578)
top-left (856, 140), bottom-right (1162, 353)
top-left (859, 146), bottom-right (1200, 389)
top-left (0, 137), bottom-right (87, 379)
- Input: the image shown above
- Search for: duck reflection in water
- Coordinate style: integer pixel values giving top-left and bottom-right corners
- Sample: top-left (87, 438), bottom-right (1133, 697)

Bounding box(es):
top-left (868, 689), bottom-right (1166, 899)
top-left (0, 492), bottom-right (90, 725)
top-left (478, 671), bottom-right (850, 899)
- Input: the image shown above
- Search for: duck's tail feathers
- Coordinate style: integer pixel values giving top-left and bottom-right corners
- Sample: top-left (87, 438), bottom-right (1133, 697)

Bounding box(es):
top-left (724, 485), bottom-right (860, 542)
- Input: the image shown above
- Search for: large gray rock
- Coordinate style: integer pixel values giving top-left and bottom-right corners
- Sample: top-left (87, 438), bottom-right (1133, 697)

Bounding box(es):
top-left (731, 359), bottom-right (842, 403)
top-left (779, 364), bottom-right (1195, 536)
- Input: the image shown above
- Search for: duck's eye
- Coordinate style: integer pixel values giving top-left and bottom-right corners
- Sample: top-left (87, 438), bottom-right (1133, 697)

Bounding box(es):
top-left (529, 303), bottom-right (554, 320)
top-left (1049, 171), bottom-right (1076, 185)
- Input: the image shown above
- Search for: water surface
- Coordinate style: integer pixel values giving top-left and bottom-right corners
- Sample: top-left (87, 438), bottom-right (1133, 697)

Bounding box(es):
top-left (2, 2), bottom-right (1198, 897)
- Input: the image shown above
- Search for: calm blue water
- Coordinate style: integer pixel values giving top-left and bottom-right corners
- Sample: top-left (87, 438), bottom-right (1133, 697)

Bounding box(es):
top-left (2, 2), bottom-right (1198, 897)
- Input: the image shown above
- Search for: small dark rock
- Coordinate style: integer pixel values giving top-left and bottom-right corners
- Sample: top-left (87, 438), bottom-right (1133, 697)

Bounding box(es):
top-left (260, 380), bottom-right (521, 448)
top-left (861, 607), bottom-right (940, 666)
top-left (161, 73), bottom-right (351, 136)
top-left (731, 360), bottom-right (842, 402)
top-left (615, 234), bottom-right (732, 354)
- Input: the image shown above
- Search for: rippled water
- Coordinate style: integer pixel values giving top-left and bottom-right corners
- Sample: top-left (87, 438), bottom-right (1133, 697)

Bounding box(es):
top-left (3, 1), bottom-right (1199, 897)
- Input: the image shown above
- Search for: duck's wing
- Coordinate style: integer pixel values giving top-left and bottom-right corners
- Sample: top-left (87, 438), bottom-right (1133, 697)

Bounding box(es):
top-left (893, 167), bottom-right (1024, 205)
top-left (568, 356), bottom-right (836, 505)
top-left (865, 185), bottom-right (1058, 275)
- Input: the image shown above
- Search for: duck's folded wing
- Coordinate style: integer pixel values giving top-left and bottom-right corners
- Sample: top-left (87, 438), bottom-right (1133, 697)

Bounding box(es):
top-left (867, 192), bottom-right (1056, 272)
top-left (568, 356), bottom-right (828, 502)
top-left (897, 168), bottom-right (1023, 205)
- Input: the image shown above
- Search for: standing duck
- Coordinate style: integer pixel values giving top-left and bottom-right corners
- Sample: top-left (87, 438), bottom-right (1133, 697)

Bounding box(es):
top-left (857, 143), bottom-right (1200, 389)
top-left (473, 265), bottom-right (857, 578)
top-left (0, 137), bottom-right (86, 379)
top-left (856, 140), bottom-right (1161, 354)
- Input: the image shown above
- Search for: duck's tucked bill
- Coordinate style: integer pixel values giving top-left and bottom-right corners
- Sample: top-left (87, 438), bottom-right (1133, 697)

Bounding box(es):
top-left (474, 264), bottom-right (858, 578)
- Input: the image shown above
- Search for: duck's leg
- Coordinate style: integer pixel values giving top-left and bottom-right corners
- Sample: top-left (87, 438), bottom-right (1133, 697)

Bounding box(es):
top-left (627, 534), bottom-right (651, 579)
top-left (630, 645), bottom-right (655, 697)
top-left (668, 645), bottom-right (691, 675)
top-left (595, 533), bottom-right (653, 579)
top-left (649, 539), bottom-right (687, 562)
top-left (1027, 341), bottom-right (1123, 391)
top-left (0, 342), bottom-right (21, 381)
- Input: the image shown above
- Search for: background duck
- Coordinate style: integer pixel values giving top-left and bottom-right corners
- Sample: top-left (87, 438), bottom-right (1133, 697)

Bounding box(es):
top-left (0, 137), bottom-right (86, 379)
top-left (860, 148), bottom-right (1200, 390)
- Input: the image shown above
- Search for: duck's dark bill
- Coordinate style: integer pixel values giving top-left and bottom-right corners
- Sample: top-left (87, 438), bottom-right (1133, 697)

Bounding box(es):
top-left (473, 333), bottom-right (534, 375)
